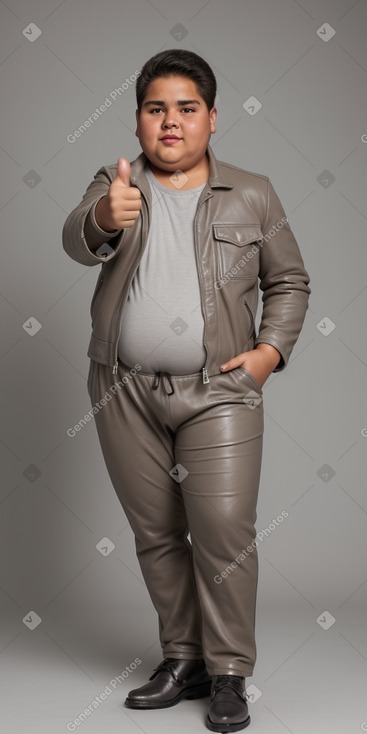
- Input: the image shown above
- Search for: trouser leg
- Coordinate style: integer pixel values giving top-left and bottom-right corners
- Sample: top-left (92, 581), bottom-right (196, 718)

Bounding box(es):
top-left (87, 358), bottom-right (203, 660)
top-left (174, 395), bottom-right (263, 677)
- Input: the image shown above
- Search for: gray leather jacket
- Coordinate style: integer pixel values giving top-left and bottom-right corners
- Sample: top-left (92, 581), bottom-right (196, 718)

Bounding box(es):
top-left (62, 144), bottom-right (311, 383)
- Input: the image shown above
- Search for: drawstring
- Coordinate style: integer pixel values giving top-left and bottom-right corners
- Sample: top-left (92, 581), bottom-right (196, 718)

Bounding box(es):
top-left (152, 371), bottom-right (175, 395)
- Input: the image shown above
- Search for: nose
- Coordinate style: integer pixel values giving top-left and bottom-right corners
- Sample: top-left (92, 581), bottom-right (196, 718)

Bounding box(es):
top-left (162, 110), bottom-right (179, 128)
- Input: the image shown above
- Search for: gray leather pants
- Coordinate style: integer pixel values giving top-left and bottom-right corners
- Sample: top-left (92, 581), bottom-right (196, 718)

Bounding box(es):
top-left (87, 357), bottom-right (264, 677)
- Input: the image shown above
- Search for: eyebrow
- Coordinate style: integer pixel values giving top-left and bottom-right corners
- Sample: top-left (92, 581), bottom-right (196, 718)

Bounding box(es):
top-left (143, 99), bottom-right (201, 107)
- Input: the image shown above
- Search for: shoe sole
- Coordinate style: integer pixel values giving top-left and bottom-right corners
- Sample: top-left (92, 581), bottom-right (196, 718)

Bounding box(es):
top-left (206, 713), bottom-right (251, 732)
top-left (124, 680), bottom-right (212, 709)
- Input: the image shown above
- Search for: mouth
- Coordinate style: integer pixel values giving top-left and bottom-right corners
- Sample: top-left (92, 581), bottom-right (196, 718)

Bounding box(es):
top-left (160, 135), bottom-right (182, 143)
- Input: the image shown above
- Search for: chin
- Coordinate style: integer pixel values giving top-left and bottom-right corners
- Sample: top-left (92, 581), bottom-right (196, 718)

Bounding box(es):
top-left (161, 159), bottom-right (183, 168)
top-left (154, 156), bottom-right (184, 170)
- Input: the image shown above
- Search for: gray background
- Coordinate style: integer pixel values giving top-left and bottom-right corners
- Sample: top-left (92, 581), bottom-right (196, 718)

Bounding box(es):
top-left (1, 0), bottom-right (366, 732)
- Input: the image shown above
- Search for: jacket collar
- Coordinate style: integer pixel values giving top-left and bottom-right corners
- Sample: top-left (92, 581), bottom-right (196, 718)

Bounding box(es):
top-left (130, 143), bottom-right (234, 190)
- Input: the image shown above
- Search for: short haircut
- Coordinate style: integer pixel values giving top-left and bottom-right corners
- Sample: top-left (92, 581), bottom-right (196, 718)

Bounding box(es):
top-left (136, 49), bottom-right (217, 112)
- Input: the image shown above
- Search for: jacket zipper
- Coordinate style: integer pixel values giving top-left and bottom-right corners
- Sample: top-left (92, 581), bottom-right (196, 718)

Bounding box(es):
top-left (112, 262), bottom-right (139, 375)
top-left (112, 191), bottom-right (150, 376)
top-left (193, 190), bottom-right (211, 384)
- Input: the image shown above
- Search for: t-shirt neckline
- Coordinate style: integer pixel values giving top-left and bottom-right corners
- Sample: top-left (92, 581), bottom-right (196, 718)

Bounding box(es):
top-left (144, 162), bottom-right (207, 195)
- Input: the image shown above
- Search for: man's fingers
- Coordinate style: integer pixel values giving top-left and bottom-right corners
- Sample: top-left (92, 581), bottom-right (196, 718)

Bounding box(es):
top-left (121, 219), bottom-right (138, 227)
top-left (111, 198), bottom-right (141, 217)
top-left (118, 187), bottom-right (142, 201)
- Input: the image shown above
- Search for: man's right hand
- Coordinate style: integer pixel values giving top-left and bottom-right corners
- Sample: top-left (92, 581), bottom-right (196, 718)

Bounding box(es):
top-left (95, 158), bottom-right (142, 232)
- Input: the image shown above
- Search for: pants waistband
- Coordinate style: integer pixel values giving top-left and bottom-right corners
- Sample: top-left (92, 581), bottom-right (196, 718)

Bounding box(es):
top-left (118, 358), bottom-right (205, 396)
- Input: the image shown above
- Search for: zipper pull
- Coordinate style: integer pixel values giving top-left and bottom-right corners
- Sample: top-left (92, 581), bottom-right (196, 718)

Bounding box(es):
top-left (202, 367), bottom-right (210, 384)
top-left (113, 361), bottom-right (118, 375)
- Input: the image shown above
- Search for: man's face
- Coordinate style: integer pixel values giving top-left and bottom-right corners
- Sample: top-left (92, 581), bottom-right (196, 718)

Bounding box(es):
top-left (135, 75), bottom-right (217, 173)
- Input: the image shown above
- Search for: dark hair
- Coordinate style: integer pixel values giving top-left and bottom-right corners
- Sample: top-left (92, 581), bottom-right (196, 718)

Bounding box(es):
top-left (136, 49), bottom-right (217, 112)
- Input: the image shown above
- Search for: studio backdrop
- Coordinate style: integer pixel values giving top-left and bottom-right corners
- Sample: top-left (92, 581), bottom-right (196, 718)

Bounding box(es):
top-left (0, 1), bottom-right (366, 733)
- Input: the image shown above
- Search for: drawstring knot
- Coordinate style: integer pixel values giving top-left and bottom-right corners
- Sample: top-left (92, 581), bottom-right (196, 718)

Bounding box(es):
top-left (152, 371), bottom-right (175, 395)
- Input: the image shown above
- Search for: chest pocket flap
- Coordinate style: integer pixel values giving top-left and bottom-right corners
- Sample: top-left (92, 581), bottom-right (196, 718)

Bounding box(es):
top-left (213, 223), bottom-right (263, 280)
top-left (213, 224), bottom-right (263, 247)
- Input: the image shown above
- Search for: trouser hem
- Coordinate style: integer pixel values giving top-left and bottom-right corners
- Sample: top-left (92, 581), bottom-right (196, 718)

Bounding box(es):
top-left (207, 667), bottom-right (254, 677)
top-left (163, 652), bottom-right (204, 660)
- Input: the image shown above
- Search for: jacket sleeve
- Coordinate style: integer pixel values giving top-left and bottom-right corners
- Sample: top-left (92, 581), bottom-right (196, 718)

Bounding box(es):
top-left (255, 178), bottom-right (311, 372)
top-left (62, 165), bottom-right (126, 266)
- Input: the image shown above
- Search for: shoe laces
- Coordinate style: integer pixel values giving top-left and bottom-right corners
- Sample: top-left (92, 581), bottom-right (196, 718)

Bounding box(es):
top-left (149, 658), bottom-right (181, 681)
top-left (211, 675), bottom-right (247, 700)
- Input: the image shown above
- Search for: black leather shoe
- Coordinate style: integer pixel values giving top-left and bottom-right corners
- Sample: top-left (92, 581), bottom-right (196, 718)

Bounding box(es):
top-left (206, 675), bottom-right (250, 732)
top-left (124, 657), bottom-right (211, 709)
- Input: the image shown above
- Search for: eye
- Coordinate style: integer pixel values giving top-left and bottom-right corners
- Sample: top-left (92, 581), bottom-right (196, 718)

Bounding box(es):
top-left (150, 108), bottom-right (163, 114)
top-left (181, 108), bottom-right (195, 113)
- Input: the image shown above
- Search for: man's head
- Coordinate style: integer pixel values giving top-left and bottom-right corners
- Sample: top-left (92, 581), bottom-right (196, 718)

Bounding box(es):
top-left (135, 49), bottom-right (217, 175)
top-left (136, 49), bottom-right (217, 113)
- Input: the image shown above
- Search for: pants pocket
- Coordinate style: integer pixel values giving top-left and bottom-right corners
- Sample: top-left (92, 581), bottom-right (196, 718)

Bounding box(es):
top-left (230, 366), bottom-right (263, 395)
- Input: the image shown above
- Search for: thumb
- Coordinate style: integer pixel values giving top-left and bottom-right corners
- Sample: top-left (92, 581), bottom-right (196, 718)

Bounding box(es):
top-left (116, 157), bottom-right (131, 187)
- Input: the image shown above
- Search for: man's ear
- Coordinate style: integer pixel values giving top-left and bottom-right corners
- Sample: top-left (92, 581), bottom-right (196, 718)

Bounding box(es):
top-left (135, 108), bottom-right (140, 138)
top-left (209, 107), bottom-right (217, 134)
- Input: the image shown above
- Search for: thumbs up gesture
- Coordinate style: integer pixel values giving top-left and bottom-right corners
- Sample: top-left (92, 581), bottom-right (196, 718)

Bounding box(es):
top-left (95, 158), bottom-right (142, 232)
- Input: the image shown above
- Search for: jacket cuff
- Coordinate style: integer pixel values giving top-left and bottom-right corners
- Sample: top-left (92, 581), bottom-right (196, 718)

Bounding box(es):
top-left (83, 199), bottom-right (121, 247)
top-left (79, 202), bottom-right (124, 262)
top-left (255, 337), bottom-right (286, 372)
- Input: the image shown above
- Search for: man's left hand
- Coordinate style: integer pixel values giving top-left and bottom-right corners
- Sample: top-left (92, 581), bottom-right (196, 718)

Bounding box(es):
top-left (220, 343), bottom-right (281, 388)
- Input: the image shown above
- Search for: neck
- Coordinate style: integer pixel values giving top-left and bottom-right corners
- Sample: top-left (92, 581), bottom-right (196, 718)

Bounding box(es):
top-left (148, 154), bottom-right (209, 190)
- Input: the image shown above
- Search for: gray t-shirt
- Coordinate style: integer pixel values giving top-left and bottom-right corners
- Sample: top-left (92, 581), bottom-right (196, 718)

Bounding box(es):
top-left (118, 164), bottom-right (207, 374)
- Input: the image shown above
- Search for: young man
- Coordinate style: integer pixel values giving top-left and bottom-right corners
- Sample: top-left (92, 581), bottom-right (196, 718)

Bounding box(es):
top-left (62, 49), bottom-right (311, 732)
